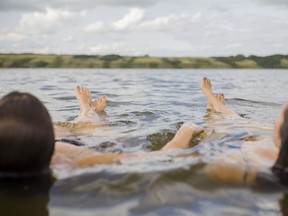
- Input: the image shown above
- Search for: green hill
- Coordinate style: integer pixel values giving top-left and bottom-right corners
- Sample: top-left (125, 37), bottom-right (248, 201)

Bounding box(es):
top-left (0, 53), bottom-right (287, 69)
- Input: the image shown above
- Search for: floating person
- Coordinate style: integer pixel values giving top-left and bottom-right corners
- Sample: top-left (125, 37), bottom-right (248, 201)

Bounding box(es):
top-left (199, 77), bottom-right (287, 186)
top-left (53, 80), bottom-right (288, 188)
top-left (0, 90), bottom-right (204, 178)
top-left (0, 78), bottom-right (287, 188)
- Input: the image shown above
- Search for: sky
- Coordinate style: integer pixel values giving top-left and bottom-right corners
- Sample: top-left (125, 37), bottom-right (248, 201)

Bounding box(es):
top-left (0, 0), bottom-right (287, 57)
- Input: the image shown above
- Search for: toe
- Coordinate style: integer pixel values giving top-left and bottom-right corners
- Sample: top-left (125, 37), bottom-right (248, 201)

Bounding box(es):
top-left (207, 79), bottom-right (211, 87)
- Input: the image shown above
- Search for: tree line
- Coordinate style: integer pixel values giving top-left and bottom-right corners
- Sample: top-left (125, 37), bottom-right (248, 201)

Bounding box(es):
top-left (0, 53), bottom-right (287, 68)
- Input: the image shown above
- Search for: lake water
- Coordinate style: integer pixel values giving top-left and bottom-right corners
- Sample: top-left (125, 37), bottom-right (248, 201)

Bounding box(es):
top-left (0, 69), bottom-right (288, 216)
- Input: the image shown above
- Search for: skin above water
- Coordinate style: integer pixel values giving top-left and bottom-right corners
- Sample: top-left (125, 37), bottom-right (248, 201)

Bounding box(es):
top-left (0, 69), bottom-right (288, 215)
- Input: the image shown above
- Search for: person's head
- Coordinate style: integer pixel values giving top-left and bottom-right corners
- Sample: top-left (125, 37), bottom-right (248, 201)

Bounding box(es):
top-left (0, 92), bottom-right (55, 177)
top-left (272, 102), bottom-right (288, 178)
top-left (273, 102), bottom-right (288, 149)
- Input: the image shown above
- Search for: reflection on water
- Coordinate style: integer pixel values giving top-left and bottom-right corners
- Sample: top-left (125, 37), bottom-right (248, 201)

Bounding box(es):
top-left (280, 195), bottom-right (288, 216)
top-left (0, 69), bottom-right (288, 215)
top-left (49, 169), bottom-right (286, 216)
top-left (0, 175), bottom-right (53, 216)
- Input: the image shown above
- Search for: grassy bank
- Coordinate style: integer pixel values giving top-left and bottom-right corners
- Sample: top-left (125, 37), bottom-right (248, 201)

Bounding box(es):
top-left (0, 53), bottom-right (287, 68)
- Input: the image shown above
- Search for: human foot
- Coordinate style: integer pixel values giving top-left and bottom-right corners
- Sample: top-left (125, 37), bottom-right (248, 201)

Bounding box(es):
top-left (75, 86), bottom-right (92, 114)
top-left (216, 93), bottom-right (225, 105)
top-left (200, 77), bottom-right (234, 114)
top-left (201, 77), bottom-right (219, 111)
top-left (207, 93), bottom-right (225, 110)
top-left (90, 96), bottom-right (107, 113)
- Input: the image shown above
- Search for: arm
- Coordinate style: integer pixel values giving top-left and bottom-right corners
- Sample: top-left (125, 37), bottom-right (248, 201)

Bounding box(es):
top-left (52, 142), bottom-right (123, 167)
top-left (77, 152), bottom-right (122, 166)
top-left (52, 122), bottom-right (204, 167)
top-left (161, 123), bottom-right (204, 150)
top-left (162, 123), bottom-right (258, 185)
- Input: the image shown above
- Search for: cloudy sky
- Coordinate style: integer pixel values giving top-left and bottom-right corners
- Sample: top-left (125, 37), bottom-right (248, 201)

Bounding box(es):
top-left (0, 0), bottom-right (287, 57)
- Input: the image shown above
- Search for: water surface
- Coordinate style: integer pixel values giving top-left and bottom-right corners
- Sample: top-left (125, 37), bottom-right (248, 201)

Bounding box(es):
top-left (0, 69), bottom-right (288, 216)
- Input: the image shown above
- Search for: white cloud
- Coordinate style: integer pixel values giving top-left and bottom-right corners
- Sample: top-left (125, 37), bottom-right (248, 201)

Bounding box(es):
top-left (37, 47), bottom-right (51, 54)
top-left (18, 7), bottom-right (86, 34)
top-left (87, 42), bottom-right (147, 55)
top-left (137, 12), bottom-right (201, 32)
top-left (0, 7), bottom-right (86, 49)
top-left (0, 0), bottom-right (165, 11)
top-left (254, 0), bottom-right (288, 7)
top-left (1, 0), bottom-right (288, 56)
top-left (63, 35), bottom-right (74, 42)
top-left (84, 21), bottom-right (106, 33)
top-left (90, 43), bottom-right (121, 53)
top-left (0, 32), bottom-right (25, 42)
top-left (112, 8), bottom-right (145, 31)
top-left (224, 43), bottom-right (243, 50)
top-left (200, 44), bottom-right (213, 50)
top-left (272, 43), bottom-right (283, 48)
top-left (1, 0), bottom-right (287, 13)
top-left (138, 14), bottom-right (187, 31)
top-left (84, 10), bottom-right (201, 34)
top-left (84, 7), bottom-right (146, 33)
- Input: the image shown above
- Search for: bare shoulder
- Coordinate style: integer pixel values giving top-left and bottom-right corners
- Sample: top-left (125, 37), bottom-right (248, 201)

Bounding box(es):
top-left (241, 138), bottom-right (278, 166)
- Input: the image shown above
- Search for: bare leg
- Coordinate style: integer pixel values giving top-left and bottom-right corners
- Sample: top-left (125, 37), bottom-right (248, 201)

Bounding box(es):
top-left (90, 96), bottom-right (107, 113)
top-left (161, 123), bottom-right (204, 150)
top-left (201, 77), bottom-right (235, 115)
top-left (75, 86), bottom-right (93, 115)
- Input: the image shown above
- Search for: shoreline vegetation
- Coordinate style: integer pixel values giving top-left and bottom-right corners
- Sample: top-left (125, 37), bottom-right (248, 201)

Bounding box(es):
top-left (0, 53), bottom-right (288, 69)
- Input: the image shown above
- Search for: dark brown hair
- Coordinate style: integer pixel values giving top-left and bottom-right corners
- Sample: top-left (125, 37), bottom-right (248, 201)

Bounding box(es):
top-left (272, 106), bottom-right (288, 181)
top-left (0, 92), bottom-right (55, 176)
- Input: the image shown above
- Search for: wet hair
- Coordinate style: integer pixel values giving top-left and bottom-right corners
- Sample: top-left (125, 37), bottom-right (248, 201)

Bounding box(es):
top-left (280, 194), bottom-right (288, 216)
top-left (272, 106), bottom-right (288, 183)
top-left (0, 92), bottom-right (55, 177)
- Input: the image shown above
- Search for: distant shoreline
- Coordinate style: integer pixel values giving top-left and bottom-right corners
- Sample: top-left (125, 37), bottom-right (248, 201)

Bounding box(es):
top-left (0, 53), bottom-right (287, 69)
